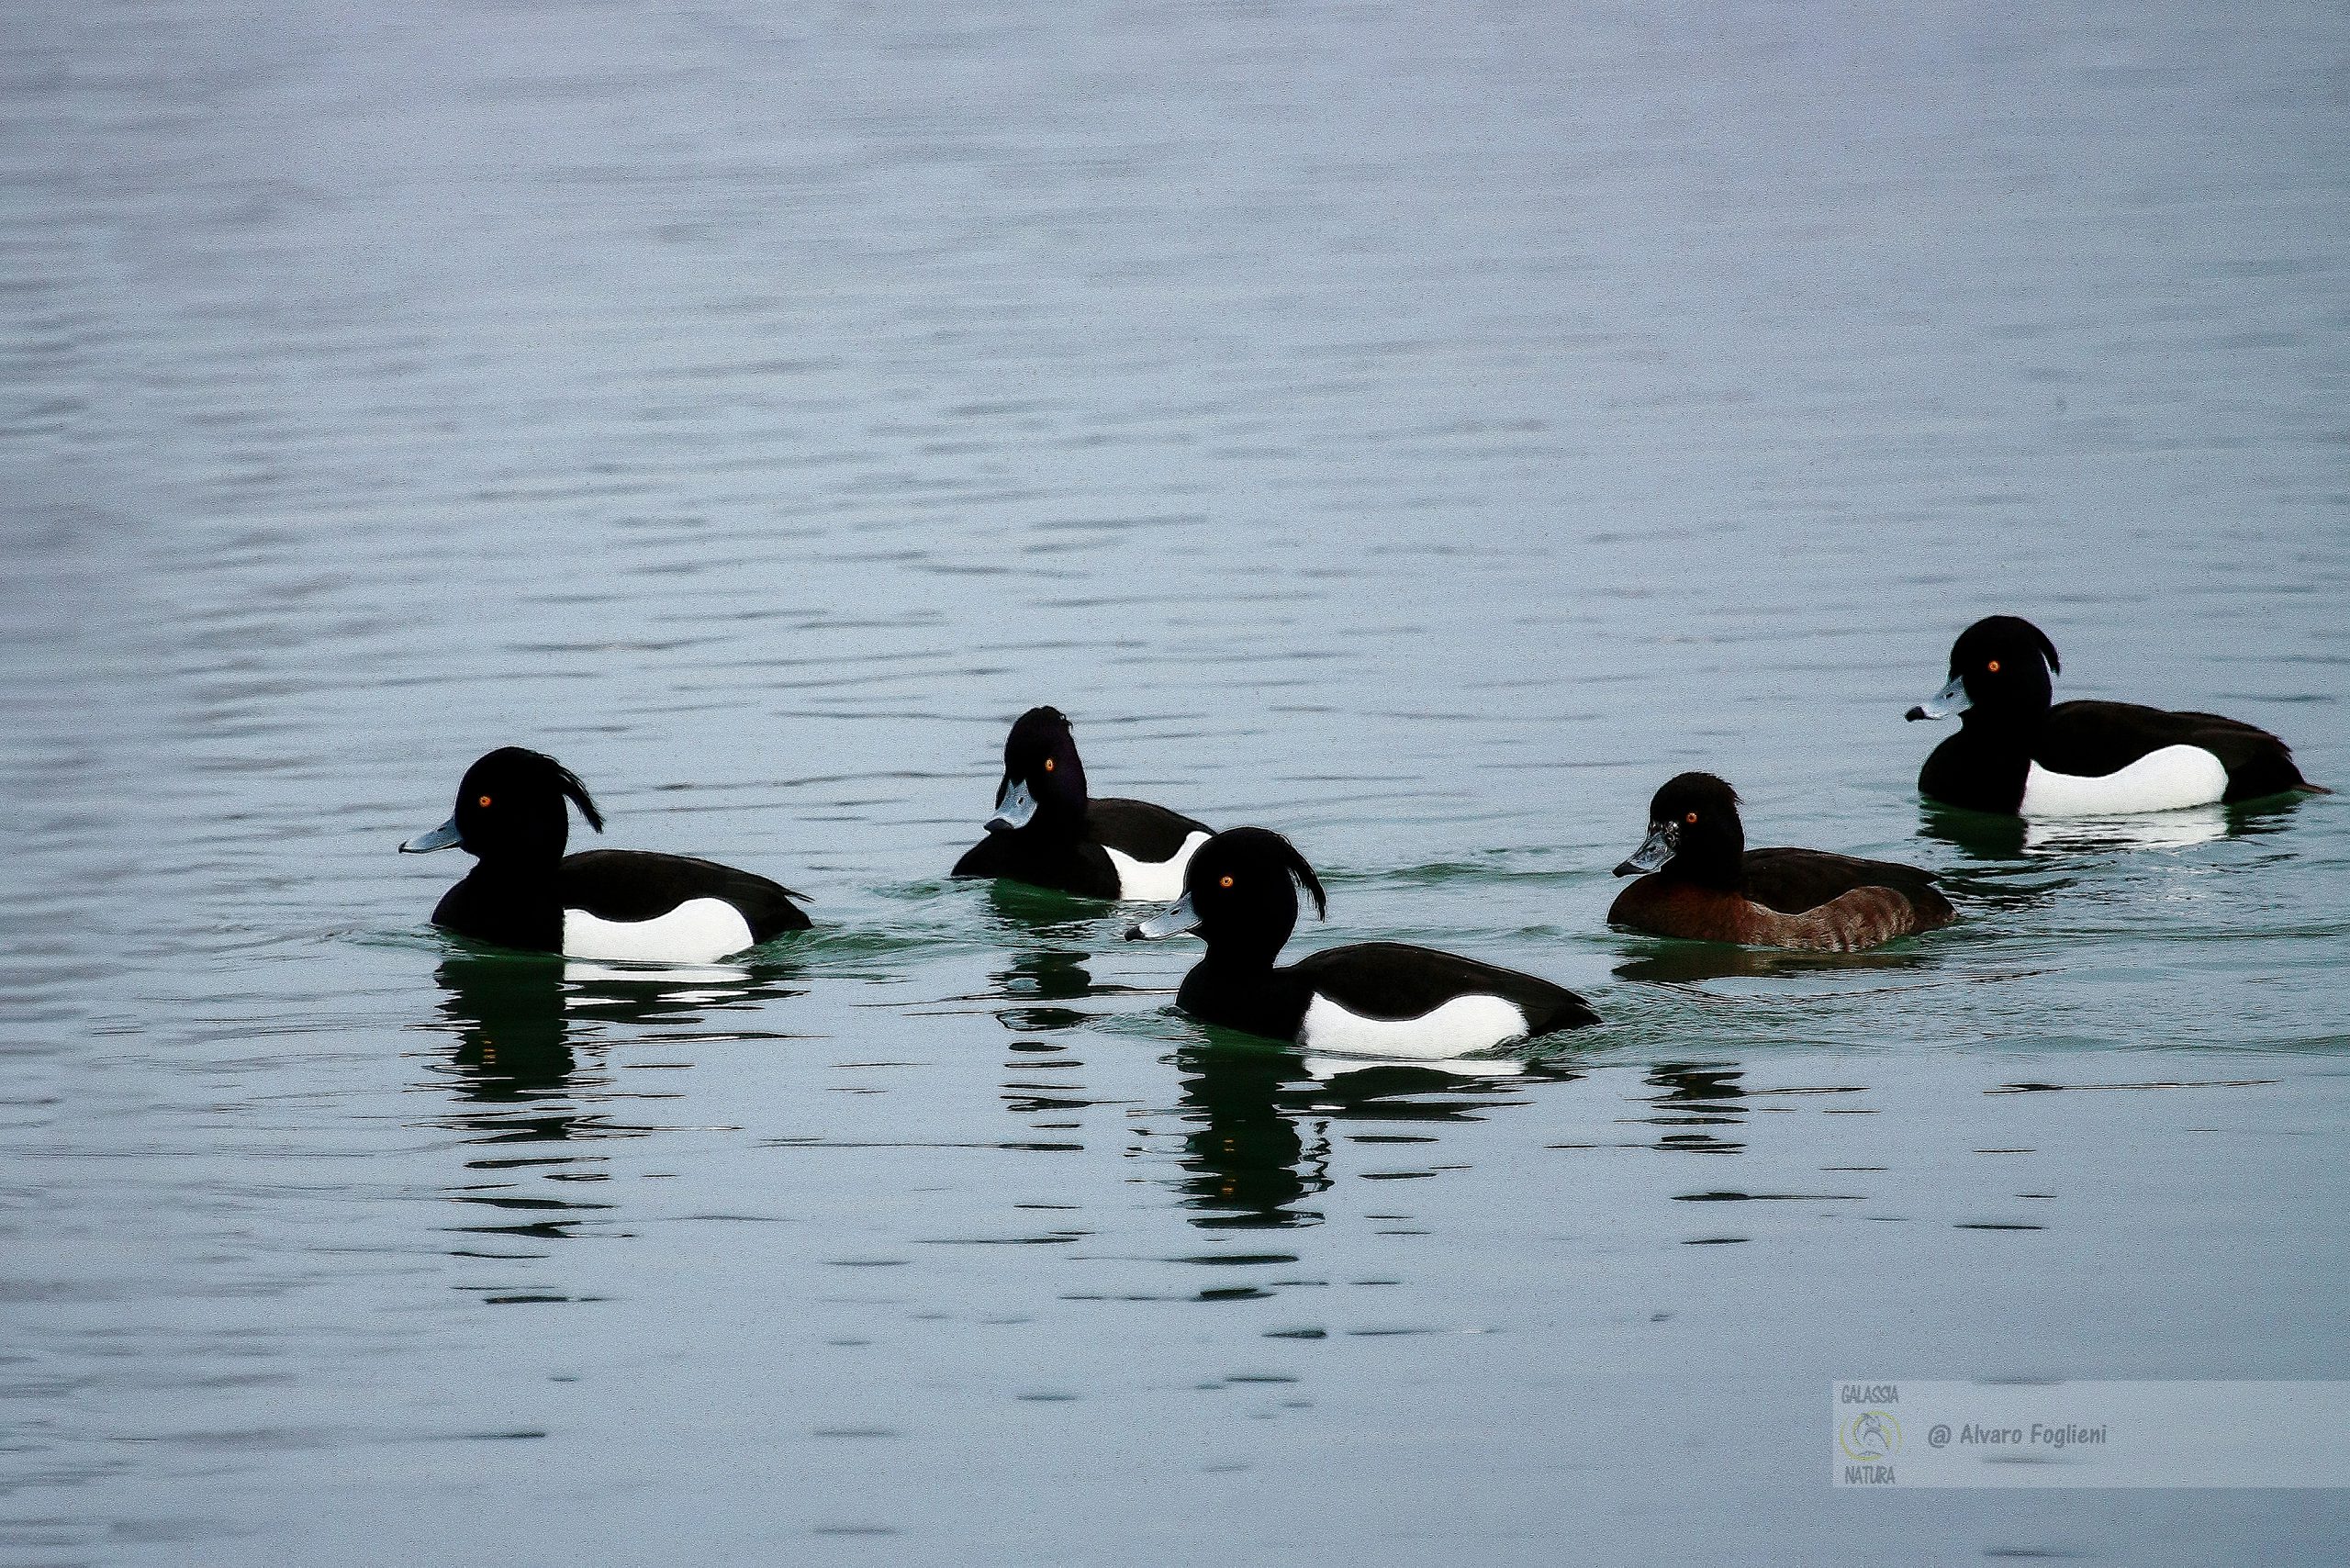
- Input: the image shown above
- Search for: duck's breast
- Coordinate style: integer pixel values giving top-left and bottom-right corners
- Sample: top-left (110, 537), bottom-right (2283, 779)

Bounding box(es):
top-left (1608, 879), bottom-right (1754, 942)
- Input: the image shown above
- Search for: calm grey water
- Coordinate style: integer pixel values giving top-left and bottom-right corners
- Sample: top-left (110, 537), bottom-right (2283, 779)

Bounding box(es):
top-left (5, 1), bottom-right (2347, 1562)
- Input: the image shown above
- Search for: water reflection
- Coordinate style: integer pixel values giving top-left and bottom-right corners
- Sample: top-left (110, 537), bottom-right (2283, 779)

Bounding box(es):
top-left (983, 946), bottom-right (1121, 1135)
top-left (1303, 1050), bottom-right (1526, 1080)
top-left (431, 953), bottom-right (577, 1111)
top-left (1914, 799), bottom-right (2299, 918)
top-left (421, 951), bottom-right (805, 1253)
top-left (423, 948), bottom-right (803, 1143)
top-left (1613, 942), bottom-right (1937, 985)
top-left (1171, 1037), bottom-right (1578, 1228)
top-left (1174, 1038), bottom-right (1331, 1228)
top-left (1917, 798), bottom-right (2303, 863)
top-left (2024, 806), bottom-right (2230, 855)
top-left (2221, 796), bottom-right (2324, 840)
top-left (1640, 1062), bottom-right (1747, 1156)
top-left (981, 880), bottom-right (1109, 941)
top-left (990, 947), bottom-right (1095, 1034)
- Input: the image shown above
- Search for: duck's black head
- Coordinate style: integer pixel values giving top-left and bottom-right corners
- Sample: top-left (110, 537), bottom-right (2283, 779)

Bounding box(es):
top-left (1908, 615), bottom-right (2061, 731)
top-left (1125, 826), bottom-right (1326, 968)
top-left (401, 746), bottom-right (604, 864)
top-left (1615, 771), bottom-right (1745, 888)
top-left (986, 706), bottom-right (1090, 834)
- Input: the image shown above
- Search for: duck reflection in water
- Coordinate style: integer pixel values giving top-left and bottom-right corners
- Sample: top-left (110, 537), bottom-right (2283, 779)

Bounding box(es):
top-left (981, 879), bottom-right (1104, 941)
top-left (1173, 1033), bottom-right (1578, 1228)
top-left (1915, 796), bottom-right (2294, 864)
top-left (991, 946), bottom-right (1097, 1035)
top-left (428, 948), bottom-right (805, 1133)
top-left (979, 883), bottom-right (1169, 1025)
top-left (992, 947), bottom-right (1102, 1126)
top-left (984, 931), bottom-right (1169, 1131)
top-left (431, 952), bottom-right (576, 1114)
top-left (1612, 940), bottom-right (1937, 985)
top-left (427, 949), bottom-right (806, 1250)
top-left (1174, 1037), bottom-right (1331, 1228)
top-left (1643, 1062), bottom-right (1748, 1157)
top-left (1915, 797), bottom-right (2286, 919)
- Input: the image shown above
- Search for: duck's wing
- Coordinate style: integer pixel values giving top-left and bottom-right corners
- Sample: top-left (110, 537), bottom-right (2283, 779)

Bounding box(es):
top-left (1766, 887), bottom-right (1953, 953)
top-left (560, 849), bottom-right (811, 939)
top-left (1289, 942), bottom-right (1598, 1036)
top-left (1087, 798), bottom-right (1213, 860)
top-left (1742, 847), bottom-right (1952, 924)
top-left (2042, 700), bottom-right (2315, 800)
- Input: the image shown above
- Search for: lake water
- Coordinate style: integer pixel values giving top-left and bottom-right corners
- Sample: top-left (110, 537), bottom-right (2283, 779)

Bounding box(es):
top-left (5, 1), bottom-right (2347, 1562)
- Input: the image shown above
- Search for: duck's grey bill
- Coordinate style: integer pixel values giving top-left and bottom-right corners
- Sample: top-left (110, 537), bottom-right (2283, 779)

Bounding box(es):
top-left (986, 777), bottom-right (1037, 833)
top-left (1614, 822), bottom-right (1676, 877)
top-left (400, 818), bottom-right (464, 854)
top-left (1906, 674), bottom-right (1972, 722)
top-left (1125, 892), bottom-right (1199, 941)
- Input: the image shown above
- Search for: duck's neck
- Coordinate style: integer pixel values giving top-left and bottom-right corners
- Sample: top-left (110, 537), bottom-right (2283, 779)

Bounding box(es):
top-left (1958, 701), bottom-right (2046, 753)
top-left (1951, 707), bottom-right (2049, 796)
top-left (1010, 814), bottom-right (1080, 847)
top-left (1658, 854), bottom-right (1743, 893)
top-left (1016, 789), bottom-right (1090, 844)
top-left (1197, 932), bottom-right (1287, 975)
top-left (468, 848), bottom-right (563, 882)
top-left (438, 857), bottom-right (564, 950)
top-left (1920, 722), bottom-right (2035, 815)
top-left (1177, 943), bottom-right (1315, 1046)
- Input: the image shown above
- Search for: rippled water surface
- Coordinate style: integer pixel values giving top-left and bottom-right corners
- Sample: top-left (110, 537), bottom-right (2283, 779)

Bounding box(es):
top-left (6, 1), bottom-right (2348, 1562)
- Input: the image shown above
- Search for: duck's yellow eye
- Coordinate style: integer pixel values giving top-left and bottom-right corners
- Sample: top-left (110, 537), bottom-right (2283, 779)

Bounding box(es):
top-left (1043, 757), bottom-right (1055, 772)
top-left (477, 794), bottom-right (492, 808)
top-left (1684, 811), bottom-right (1698, 825)
top-left (1986, 659), bottom-right (2000, 674)
top-left (1219, 874), bottom-right (1234, 889)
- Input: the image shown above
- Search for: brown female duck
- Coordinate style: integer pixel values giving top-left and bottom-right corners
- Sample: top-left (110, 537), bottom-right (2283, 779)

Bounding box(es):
top-left (1607, 773), bottom-right (1954, 953)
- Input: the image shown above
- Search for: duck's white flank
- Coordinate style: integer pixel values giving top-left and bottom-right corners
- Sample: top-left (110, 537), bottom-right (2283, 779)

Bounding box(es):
top-left (1299, 992), bottom-right (1530, 1061)
top-left (563, 898), bottom-right (755, 963)
top-left (1104, 830), bottom-right (1211, 902)
top-left (2020, 745), bottom-right (2229, 817)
